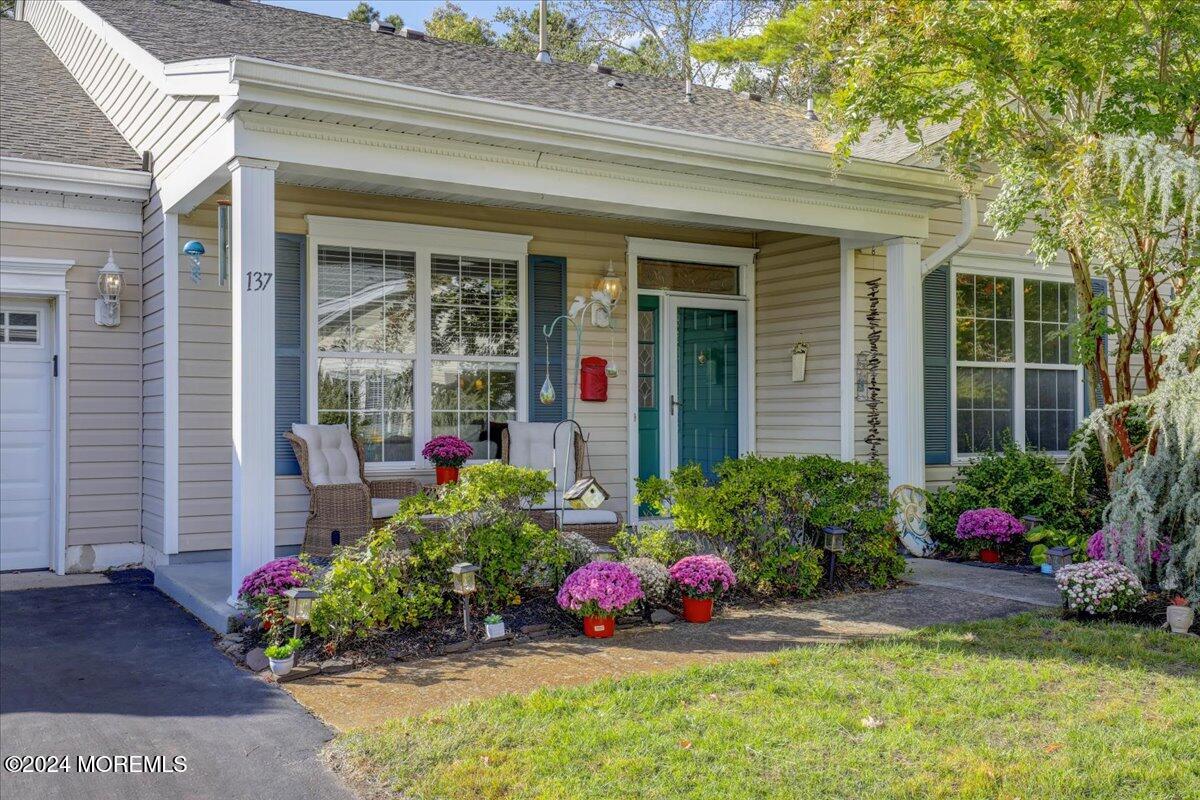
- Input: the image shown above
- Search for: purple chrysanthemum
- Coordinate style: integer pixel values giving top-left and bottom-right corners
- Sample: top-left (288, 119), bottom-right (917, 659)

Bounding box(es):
top-left (238, 557), bottom-right (312, 603)
top-left (955, 508), bottom-right (1025, 544)
top-left (556, 561), bottom-right (644, 618)
top-left (421, 435), bottom-right (474, 467)
top-left (669, 555), bottom-right (736, 600)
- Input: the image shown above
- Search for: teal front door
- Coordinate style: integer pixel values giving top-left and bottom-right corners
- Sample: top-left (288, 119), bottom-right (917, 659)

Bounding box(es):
top-left (676, 306), bottom-right (739, 480)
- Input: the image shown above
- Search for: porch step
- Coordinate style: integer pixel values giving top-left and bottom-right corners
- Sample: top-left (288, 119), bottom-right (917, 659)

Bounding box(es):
top-left (154, 562), bottom-right (240, 633)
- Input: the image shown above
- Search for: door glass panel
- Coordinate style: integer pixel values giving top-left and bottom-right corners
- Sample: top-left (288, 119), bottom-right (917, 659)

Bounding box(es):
top-left (677, 306), bottom-right (739, 480)
top-left (636, 297), bottom-right (661, 514)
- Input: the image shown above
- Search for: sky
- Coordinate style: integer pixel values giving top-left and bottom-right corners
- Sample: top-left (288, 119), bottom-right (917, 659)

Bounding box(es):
top-left (263, 0), bottom-right (541, 32)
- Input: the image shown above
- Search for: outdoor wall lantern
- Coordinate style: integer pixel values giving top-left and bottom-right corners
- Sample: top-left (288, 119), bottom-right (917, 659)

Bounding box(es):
top-left (822, 525), bottom-right (848, 588)
top-left (1046, 546), bottom-right (1074, 573)
top-left (449, 562), bottom-right (480, 636)
top-left (184, 239), bottom-right (205, 284)
top-left (94, 250), bottom-right (125, 327)
top-left (283, 587), bottom-right (320, 639)
top-left (594, 260), bottom-right (624, 307)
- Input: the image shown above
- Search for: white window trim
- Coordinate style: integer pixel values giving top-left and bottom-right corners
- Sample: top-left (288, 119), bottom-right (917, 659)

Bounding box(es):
top-left (949, 262), bottom-right (1084, 464)
top-left (304, 217), bottom-right (532, 474)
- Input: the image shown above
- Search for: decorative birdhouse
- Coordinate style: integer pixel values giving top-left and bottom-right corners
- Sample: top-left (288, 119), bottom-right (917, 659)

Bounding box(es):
top-left (564, 476), bottom-right (610, 510)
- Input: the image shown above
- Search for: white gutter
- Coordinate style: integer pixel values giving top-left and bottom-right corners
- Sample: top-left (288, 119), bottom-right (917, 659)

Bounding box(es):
top-left (0, 156), bottom-right (151, 201)
top-left (921, 193), bottom-right (978, 276)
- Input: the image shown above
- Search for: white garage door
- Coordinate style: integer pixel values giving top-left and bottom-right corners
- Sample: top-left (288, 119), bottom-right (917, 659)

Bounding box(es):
top-left (0, 300), bottom-right (54, 571)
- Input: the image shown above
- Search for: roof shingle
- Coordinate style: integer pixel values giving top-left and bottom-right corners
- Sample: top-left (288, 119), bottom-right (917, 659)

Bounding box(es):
top-left (0, 18), bottom-right (142, 171)
top-left (80, 0), bottom-right (832, 154)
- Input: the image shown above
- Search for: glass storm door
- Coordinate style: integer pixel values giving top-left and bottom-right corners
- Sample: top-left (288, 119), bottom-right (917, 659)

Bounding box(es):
top-left (635, 296), bottom-right (661, 514)
top-left (673, 304), bottom-right (739, 480)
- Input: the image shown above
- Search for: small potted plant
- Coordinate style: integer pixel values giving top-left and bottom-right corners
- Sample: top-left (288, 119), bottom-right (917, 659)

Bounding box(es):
top-left (556, 561), bottom-right (644, 638)
top-left (264, 637), bottom-right (303, 677)
top-left (483, 613), bottom-right (506, 640)
top-left (1167, 596), bottom-right (1195, 634)
top-left (422, 435), bottom-right (474, 484)
top-left (955, 508), bottom-right (1024, 563)
top-left (669, 554), bottom-right (736, 623)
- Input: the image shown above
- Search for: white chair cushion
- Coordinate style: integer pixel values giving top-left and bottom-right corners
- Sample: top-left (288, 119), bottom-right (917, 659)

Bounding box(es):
top-left (292, 423), bottom-right (363, 486)
top-left (561, 509), bottom-right (619, 525)
top-left (506, 422), bottom-right (575, 495)
top-left (371, 498), bottom-right (400, 520)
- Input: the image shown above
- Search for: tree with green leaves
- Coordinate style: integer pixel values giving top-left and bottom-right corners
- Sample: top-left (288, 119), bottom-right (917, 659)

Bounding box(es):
top-left (425, 1), bottom-right (495, 46)
top-left (571, 0), bottom-right (786, 84)
top-left (345, 2), bottom-right (401, 29)
top-left (698, 0), bottom-right (1199, 477)
top-left (495, 3), bottom-right (600, 64)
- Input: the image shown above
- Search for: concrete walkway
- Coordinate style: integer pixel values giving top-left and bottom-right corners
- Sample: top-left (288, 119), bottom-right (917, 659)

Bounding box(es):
top-left (286, 561), bottom-right (1054, 731)
top-left (0, 570), bottom-right (354, 800)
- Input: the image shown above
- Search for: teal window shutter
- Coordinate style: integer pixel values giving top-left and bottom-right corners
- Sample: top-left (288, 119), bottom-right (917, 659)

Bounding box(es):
top-left (1084, 277), bottom-right (1109, 411)
top-left (528, 255), bottom-right (567, 422)
top-left (923, 264), bottom-right (951, 465)
top-left (275, 233), bottom-right (306, 475)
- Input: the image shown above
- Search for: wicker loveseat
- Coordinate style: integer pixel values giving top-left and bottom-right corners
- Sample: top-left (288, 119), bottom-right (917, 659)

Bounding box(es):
top-left (285, 424), bottom-right (422, 557)
top-left (500, 422), bottom-right (622, 546)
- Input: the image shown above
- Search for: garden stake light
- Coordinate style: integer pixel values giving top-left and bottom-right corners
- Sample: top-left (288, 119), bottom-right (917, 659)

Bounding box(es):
top-left (823, 526), bottom-right (847, 588)
top-left (1021, 515), bottom-right (1043, 532)
top-left (1046, 546), bottom-right (1074, 573)
top-left (592, 545), bottom-right (617, 562)
top-left (283, 587), bottom-right (320, 640)
top-left (449, 562), bottom-right (479, 636)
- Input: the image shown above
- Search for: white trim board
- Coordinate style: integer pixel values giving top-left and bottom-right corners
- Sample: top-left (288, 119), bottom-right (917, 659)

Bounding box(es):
top-left (838, 241), bottom-right (856, 461)
top-left (0, 156), bottom-right (150, 201)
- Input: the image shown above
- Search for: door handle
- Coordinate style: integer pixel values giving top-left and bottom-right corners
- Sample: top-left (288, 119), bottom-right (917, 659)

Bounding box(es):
top-left (670, 394), bottom-right (682, 416)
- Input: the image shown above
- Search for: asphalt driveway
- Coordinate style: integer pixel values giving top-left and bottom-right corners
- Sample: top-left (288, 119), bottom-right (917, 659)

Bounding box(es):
top-left (0, 570), bottom-right (354, 800)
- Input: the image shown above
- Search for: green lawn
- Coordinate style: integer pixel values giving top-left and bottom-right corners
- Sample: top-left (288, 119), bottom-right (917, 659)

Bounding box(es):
top-left (332, 614), bottom-right (1200, 800)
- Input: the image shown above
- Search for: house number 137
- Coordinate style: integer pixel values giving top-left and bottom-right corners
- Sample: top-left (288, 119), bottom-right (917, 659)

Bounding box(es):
top-left (244, 271), bottom-right (273, 292)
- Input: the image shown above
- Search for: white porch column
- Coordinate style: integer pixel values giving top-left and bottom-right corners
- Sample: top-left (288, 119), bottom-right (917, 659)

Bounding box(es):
top-left (228, 157), bottom-right (278, 604)
top-left (885, 237), bottom-right (924, 490)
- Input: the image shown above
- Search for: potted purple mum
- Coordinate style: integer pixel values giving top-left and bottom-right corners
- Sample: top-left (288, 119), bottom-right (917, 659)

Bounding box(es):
top-left (556, 561), bottom-right (644, 638)
top-left (669, 555), bottom-right (736, 623)
top-left (956, 508), bottom-right (1024, 563)
top-left (422, 435), bottom-right (473, 484)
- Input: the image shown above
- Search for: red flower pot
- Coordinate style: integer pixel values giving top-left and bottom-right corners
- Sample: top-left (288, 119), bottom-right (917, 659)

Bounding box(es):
top-left (583, 615), bottom-right (615, 638)
top-left (435, 466), bottom-right (460, 485)
top-left (979, 548), bottom-right (1000, 563)
top-left (682, 596), bottom-right (714, 623)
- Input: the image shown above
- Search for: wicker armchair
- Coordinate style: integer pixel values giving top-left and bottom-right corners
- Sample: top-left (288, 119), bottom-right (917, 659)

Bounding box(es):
top-left (285, 427), bottom-right (423, 557)
top-left (500, 423), bottom-right (622, 546)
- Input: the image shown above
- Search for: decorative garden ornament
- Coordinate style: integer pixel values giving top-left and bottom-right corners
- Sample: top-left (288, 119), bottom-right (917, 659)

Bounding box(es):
top-left (891, 484), bottom-right (936, 557)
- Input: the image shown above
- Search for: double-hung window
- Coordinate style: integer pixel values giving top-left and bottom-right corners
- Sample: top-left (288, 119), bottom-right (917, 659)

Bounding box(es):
top-left (953, 269), bottom-right (1082, 458)
top-left (308, 218), bottom-right (530, 470)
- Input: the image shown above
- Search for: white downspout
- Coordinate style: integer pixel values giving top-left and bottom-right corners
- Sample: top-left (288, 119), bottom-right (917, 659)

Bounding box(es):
top-left (921, 193), bottom-right (978, 277)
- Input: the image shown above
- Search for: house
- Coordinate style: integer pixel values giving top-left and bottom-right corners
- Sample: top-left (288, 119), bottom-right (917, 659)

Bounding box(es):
top-left (0, 0), bottom-right (1090, 619)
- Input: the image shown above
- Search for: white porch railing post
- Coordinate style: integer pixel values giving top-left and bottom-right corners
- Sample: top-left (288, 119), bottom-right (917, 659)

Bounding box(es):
top-left (885, 236), bottom-right (925, 490)
top-left (228, 156), bottom-right (278, 605)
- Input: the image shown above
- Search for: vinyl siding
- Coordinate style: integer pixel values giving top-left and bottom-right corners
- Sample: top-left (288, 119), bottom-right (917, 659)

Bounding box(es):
top-left (22, 0), bottom-right (225, 186)
top-left (754, 233), bottom-right (841, 457)
top-left (175, 184), bottom-right (756, 552)
top-left (0, 220), bottom-right (142, 548)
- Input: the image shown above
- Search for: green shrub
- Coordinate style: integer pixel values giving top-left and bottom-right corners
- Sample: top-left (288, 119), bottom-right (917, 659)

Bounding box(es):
top-left (743, 546), bottom-right (823, 597)
top-left (309, 528), bottom-right (448, 643)
top-left (926, 441), bottom-right (1096, 552)
top-left (1025, 526), bottom-right (1091, 566)
top-left (636, 455), bottom-right (900, 597)
top-left (401, 462), bottom-right (569, 611)
top-left (610, 524), bottom-right (696, 565)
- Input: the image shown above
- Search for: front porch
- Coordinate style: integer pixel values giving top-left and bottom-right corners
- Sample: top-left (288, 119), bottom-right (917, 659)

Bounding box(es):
top-left (148, 91), bottom-right (962, 602)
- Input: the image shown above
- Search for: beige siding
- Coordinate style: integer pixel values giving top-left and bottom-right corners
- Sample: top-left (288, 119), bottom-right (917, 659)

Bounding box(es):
top-left (0, 221), bottom-right (142, 548)
top-left (175, 185), bottom-right (755, 551)
top-left (140, 191), bottom-right (166, 553)
top-left (754, 233), bottom-right (841, 457)
top-left (22, 1), bottom-right (224, 185)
